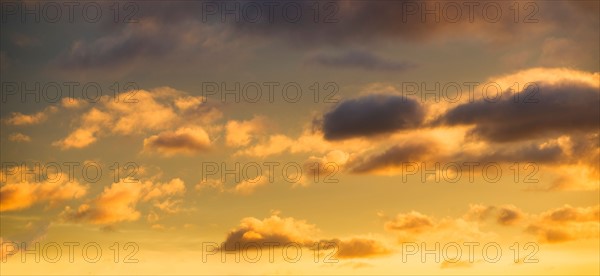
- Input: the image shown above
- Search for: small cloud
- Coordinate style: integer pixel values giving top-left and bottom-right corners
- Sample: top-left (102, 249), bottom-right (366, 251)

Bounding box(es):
top-left (8, 132), bottom-right (31, 143)
top-left (526, 204), bottom-right (599, 243)
top-left (62, 177), bottom-right (186, 225)
top-left (384, 211), bottom-right (434, 233)
top-left (225, 116), bottom-right (268, 147)
top-left (4, 106), bottom-right (57, 126)
top-left (143, 127), bottom-right (211, 156)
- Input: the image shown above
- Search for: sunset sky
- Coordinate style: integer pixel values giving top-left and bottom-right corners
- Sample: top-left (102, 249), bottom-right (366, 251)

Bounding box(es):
top-left (1, 0), bottom-right (599, 275)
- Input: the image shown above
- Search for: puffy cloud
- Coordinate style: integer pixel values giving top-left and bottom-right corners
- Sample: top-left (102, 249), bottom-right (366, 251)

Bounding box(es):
top-left (383, 207), bottom-right (513, 243)
top-left (62, 177), bottom-right (186, 225)
top-left (102, 88), bottom-right (179, 135)
top-left (221, 213), bottom-right (319, 250)
top-left (53, 128), bottom-right (98, 149)
top-left (3, 106), bottom-right (57, 126)
top-left (0, 166), bottom-right (87, 211)
top-left (8, 133), bottom-right (31, 143)
top-left (62, 180), bottom-right (143, 225)
top-left (308, 50), bottom-right (415, 71)
top-left (225, 116), bottom-right (267, 147)
top-left (526, 205), bottom-right (599, 243)
top-left (384, 211), bottom-right (434, 233)
top-left (321, 94), bottom-right (424, 140)
top-left (142, 178), bottom-right (186, 201)
top-left (220, 213), bottom-right (391, 259)
top-left (301, 150), bottom-right (350, 185)
top-left (143, 127), bottom-right (211, 156)
top-left (384, 204), bottom-right (598, 244)
top-left (437, 68), bottom-right (599, 142)
top-left (54, 87), bottom-right (219, 150)
top-left (463, 204), bottom-right (524, 226)
top-left (496, 206), bottom-right (525, 226)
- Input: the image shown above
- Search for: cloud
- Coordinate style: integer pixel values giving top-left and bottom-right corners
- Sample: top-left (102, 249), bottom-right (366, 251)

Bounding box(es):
top-left (496, 206), bottom-right (524, 226)
top-left (526, 205), bottom-right (599, 243)
top-left (322, 238), bottom-right (391, 259)
top-left (226, 0), bottom-right (558, 46)
top-left (322, 94), bottom-right (424, 140)
top-left (54, 87), bottom-right (219, 150)
top-left (142, 178), bottom-right (186, 201)
top-left (143, 127), bottom-right (211, 156)
top-left (3, 106), bottom-right (57, 126)
top-left (225, 116), bottom-right (268, 147)
top-left (463, 204), bottom-right (524, 226)
top-left (0, 166), bottom-right (87, 211)
top-left (8, 132), bottom-right (31, 142)
top-left (236, 134), bottom-right (295, 157)
top-left (235, 128), bottom-right (372, 158)
top-left (153, 198), bottom-right (184, 214)
top-left (384, 211), bottom-right (434, 233)
top-left (221, 213), bottom-right (318, 250)
top-left (437, 68), bottom-right (599, 143)
top-left (59, 19), bottom-right (206, 70)
top-left (53, 128), bottom-right (98, 149)
top-left (220, 213), bottom-right (391, 259)
top-left (351, 142), bottom-right (434, 173)
top-left (384, 204), bottom-right (598, 244)
top-left (231, 175), bottom-right (268, 195)
top-left (383, 207), bottom-right (508, 243)
top-left (62, 177), bottom-right (186, 225)
top-left (301, 150), bottom-right (350, 186)
top-left (309, 50), bottom-right (415, 71)
top-left (62, 179), bottom-right (145, 224)
top-left (55, 5), bottom-right (238, 72)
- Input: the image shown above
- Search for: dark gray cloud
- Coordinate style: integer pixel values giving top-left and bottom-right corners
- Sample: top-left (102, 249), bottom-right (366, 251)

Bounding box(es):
top-left (60, 28), bottom-right (173, 69)
top-left (309, 50), bottom-right (415, 71)
top-left (496, 206), bottom-right (523, 226)
top-left (352, 142), bottom-right (433, 173)
top-left (227, 0), bottom-right (522, 45)
top-left (220, 228), bottom-right (303, 251)
top-left (437, 82), bottom-right (600, 142)
top-left (322, 94), bottom-right (425, 140)
top-left (26, 0), bottom-right (594, 70)
top-left (455, 143), bottom-right (564, 164)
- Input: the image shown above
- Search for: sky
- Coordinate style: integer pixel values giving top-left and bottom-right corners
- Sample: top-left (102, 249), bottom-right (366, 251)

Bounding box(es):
top-left (0, 0), bottom-right (599, 275)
